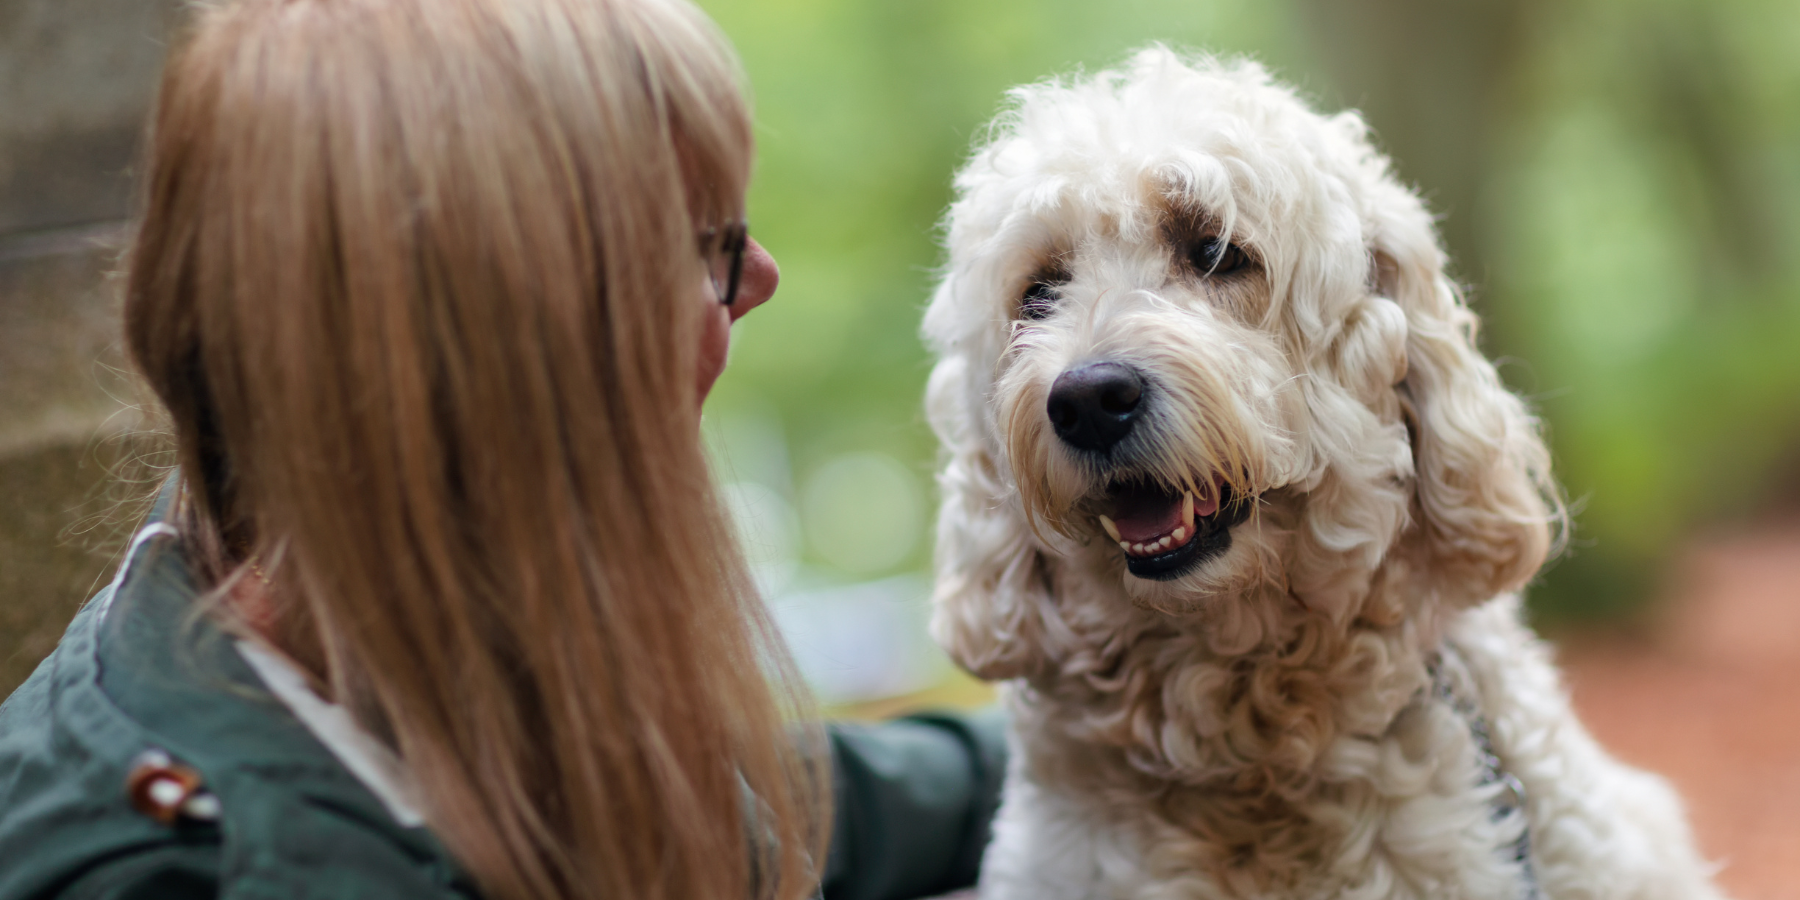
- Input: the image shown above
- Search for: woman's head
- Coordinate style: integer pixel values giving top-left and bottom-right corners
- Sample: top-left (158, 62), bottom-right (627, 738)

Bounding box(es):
top-left (125, 0), bottom-right (821, 897)
top-left (131, 0), bottom-right (754, 542)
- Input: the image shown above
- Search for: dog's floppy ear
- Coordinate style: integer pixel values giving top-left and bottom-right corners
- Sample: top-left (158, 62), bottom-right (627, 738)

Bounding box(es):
top-left (1377, 242), bottom-right (1563, 607)
top-left (925, 358), bottom-right (1057, 681)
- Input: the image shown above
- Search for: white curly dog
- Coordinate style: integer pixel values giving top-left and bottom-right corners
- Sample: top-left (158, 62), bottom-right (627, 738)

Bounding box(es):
top-left (923, 48), bottom-right (1728, 900)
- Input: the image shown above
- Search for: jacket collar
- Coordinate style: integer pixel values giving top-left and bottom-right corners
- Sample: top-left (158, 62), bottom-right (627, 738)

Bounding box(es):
top-left (67, 485), bottom-right (470, 886)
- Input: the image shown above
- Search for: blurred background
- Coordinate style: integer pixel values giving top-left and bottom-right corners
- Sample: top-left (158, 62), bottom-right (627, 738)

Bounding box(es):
top-left (2, 0), bottom-right (1796, 894)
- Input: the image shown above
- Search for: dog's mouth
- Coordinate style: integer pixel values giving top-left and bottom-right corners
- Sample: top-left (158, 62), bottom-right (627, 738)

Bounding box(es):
top-left (1095, 477), bottom-right (1248, 581)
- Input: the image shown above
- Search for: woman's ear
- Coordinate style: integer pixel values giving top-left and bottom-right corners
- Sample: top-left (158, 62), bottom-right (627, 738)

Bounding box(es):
top-left (925, 358), bottom-right (1054, 681)
top-left (1377, 247), bottom-right (1565, 607)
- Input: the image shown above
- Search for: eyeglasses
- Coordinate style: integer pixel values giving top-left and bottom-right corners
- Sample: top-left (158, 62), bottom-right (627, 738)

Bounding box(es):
top-left (700, 221), bottom-right (748, 307)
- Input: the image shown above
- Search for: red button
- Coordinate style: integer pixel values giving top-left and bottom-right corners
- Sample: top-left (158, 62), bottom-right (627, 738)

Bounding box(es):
top-left (126, 748), bottom-right (207, 825)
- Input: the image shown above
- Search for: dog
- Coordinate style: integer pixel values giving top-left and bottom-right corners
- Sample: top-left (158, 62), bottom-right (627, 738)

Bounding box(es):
top-left (922, 48), bottom-right (1727, 900)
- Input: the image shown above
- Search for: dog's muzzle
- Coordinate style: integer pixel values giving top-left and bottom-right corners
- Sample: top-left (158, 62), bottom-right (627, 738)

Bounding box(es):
top-left (1046, 360), bottom-right (1250, 581)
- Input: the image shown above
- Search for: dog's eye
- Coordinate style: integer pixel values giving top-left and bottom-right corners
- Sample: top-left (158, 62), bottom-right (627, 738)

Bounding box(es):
top-left (1190, 237), bottom-right (1251, 277)
top-left (1018, 262), bottom-right (1069, 320)
top-left (1020, 281), bottom-right (1059, 320)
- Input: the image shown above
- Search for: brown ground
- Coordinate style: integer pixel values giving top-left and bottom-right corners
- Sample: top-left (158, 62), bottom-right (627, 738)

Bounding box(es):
top-left (1558, 528), bottom-right (1800, 900)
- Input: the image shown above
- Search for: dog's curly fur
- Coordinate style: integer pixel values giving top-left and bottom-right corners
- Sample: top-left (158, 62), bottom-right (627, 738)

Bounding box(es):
top-left (923, 48), bottom-right (1728, 900)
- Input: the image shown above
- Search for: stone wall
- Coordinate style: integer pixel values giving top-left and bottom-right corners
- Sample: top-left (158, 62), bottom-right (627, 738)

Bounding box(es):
top-left (1, 0), bottom-right (183, 696)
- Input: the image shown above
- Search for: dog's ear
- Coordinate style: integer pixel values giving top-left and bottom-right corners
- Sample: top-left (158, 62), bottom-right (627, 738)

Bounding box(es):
top-left (1376, 244), bottom-right (1564, 606)
top-left (928, 451), bottom-right (1058, 681)
top-left (925, 360), bottom-right (1056, 681)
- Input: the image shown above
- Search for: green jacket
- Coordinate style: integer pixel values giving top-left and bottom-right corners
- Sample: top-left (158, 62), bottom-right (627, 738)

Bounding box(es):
top-left (0, 507), bottom-right (1005, 900)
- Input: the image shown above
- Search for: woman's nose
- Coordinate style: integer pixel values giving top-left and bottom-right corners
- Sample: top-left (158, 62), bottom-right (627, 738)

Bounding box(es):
top-left (729, 237), bottom-right (778, 323)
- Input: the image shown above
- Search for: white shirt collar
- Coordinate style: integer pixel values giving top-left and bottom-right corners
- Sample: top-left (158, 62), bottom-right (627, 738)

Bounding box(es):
top-left (235, 639), bottom-right (427, 828)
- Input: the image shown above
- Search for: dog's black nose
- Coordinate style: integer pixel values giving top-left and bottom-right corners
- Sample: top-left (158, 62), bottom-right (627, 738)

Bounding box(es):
top-left (1046, 361), bottom-right (1144, 453)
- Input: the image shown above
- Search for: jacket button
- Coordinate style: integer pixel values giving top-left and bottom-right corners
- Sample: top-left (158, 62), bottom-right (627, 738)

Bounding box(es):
top-left (126, 748), bottom-right (221, 825)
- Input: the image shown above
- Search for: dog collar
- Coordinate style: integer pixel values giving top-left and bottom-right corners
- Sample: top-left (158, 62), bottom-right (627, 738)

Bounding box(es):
top-left (1425, 645), bottom-right (1544, 900)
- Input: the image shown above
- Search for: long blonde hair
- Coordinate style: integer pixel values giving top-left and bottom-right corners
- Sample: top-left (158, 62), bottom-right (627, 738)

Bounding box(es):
top-left (123, 1), bottom-right (826, 897)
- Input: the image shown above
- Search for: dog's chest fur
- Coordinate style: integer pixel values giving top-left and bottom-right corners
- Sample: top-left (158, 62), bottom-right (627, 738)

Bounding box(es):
top-left (975, 594), bottom-right (1724, 900)
top-left (981, 592), bottom-right (1527, 899)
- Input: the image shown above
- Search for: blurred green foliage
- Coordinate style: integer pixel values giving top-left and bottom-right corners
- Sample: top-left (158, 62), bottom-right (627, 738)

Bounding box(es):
top-left (1493, 0), bottom-right (1800, 618)
top-left (697, 0), bottom-right (1800, 623)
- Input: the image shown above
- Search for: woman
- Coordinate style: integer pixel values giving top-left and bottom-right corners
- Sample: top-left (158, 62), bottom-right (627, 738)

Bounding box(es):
top-left (0, 1), bottom-right (1001, 898)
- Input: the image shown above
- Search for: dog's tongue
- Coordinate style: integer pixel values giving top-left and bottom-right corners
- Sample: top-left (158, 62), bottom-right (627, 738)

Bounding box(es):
top-left (1107, 482), bottom-right (1218, 542)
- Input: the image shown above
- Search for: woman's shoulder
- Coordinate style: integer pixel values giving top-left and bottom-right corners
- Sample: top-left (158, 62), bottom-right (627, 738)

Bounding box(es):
top-left (0, 578), bottom-right (228, 899)
top-left (0, 526), bottom-right (475, 900)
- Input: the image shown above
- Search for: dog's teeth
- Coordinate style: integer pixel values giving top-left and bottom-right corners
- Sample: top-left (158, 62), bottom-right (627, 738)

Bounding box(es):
top-left (1182, 491), bottom-right (1195, 529)
top-left (1099, 515), bottom-right (1122, 542)
top-left (1173, 526), bottom-right (1187, 542)
top-left (1157, 536), bottom-right (1172, 550)
top-left (1132, 542), bottom-right (1147, 555)
top-left (1118, 540), bottom-right (1131, 552)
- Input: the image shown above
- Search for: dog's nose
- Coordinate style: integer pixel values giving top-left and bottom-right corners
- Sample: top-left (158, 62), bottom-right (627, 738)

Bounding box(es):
top-left (1046, 362), bottom-right (1144, 453)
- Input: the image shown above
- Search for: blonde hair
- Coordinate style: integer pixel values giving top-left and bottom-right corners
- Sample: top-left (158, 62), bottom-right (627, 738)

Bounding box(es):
top-left (124, 1), bottom-right (826, 898)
